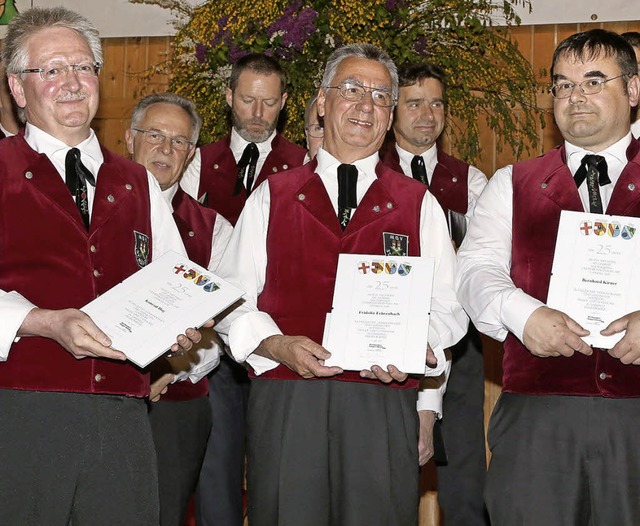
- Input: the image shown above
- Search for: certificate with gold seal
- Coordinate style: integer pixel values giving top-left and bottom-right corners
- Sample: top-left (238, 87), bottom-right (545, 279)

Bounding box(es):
top-left (82, 250), bottom-right (244, 367)
top-left (547, 210), bottom-right (640, 349)
top-left (322, 253), bottom-right (435, 374)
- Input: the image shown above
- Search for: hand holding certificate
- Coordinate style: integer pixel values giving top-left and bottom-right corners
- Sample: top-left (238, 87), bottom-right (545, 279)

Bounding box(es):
top-left (322, 253), bottom-right (436, 375)
top-left (82, 251), bottom-right (244, 367)
top-left (547, 210), bottom-right (640, 349)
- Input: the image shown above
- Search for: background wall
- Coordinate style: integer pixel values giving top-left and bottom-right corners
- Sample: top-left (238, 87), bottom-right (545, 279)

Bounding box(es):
top-left (89, 18), bottom-right (640, 526)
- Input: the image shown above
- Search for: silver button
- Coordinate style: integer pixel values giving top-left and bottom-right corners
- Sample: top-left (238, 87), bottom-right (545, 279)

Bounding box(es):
top-left (298, 194), bottom-right (305, 201)
top-left (90, 245), bottom-right (97, 253)
top-left (94, 374), bottom-right (103, 382)
top-left (283, 164), bottom-right (288, 170)
top-left (188, 231), bottom-right (195, 237)
top-left (107, 195), bottom-right (115, 203)
top-left (272, 167), bottom-right (278, 172)
top-left (373, 205), bottom-right (380, 212)
top-left (93, 269), bottom-right (101, 277)
top-left (25, 171), bottom-right (33, 180)
top-left (213, 164), bottom-right (219, 170)
top-left (541, 183), bottom-right (548, 189)
top-left (629, 183), bottom-right (636, 191)
top-left (386, 202), bottom-right (393, 209)
top-left (125, 184), bottom-right (132, 191)
top-left (452, 177), bottom-right (458, 183)
top-left (599, 372), bottom-right (607, 380)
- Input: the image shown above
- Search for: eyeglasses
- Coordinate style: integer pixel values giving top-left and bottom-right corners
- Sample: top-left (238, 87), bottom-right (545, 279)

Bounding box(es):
top-left (20, 62), bottom-right (102, 82)
top-left (305, 124), bottom-right (324, 138)
top-left (132, 128), bottom-right (194, 152)
top-left (550, 74), bottom-right (626, 99)
top-left (325, 82), bottom-right (395, 107)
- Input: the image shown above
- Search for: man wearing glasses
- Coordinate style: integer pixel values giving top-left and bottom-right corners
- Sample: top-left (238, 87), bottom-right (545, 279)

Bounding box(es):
top-left (381, 62), bottom-right (489, 526)
top-left (126, 92), bottom-right (233, 526)
top-left (0, 7), bottom-right (204, 525)
top-left (215, 43), bottom-right (467, 525)
top-left (457, 29), bottom-right (640, 525)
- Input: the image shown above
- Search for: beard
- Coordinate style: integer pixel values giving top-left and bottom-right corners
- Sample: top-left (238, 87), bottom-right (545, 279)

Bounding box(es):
top-left (232, 108), bottom-right (277, 143)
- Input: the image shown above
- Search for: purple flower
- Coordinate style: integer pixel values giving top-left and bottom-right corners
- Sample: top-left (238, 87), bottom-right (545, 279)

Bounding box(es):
top-left (195, 43), bottom-right (208, 63)
top-left (267, 4), bottom-right (318, 52)
top-left (229, 44), bottom-right (249, 64)
top-left (414, 37), bottom-right (428, 56)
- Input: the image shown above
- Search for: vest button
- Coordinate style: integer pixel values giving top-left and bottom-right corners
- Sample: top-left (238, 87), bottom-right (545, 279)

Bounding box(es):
top-left (90, 245), bottom-right (97, 253)
top-left (452, 177), bottom-right (458, 183)
top-left (94, 374), bottom-right (103, 382)
top-left (188, 231), bottom-right (195, 237)
top-left (629, 183), bottom-right (636, 191)
top-left (373, 205), bottom-right (380, 212)
top-left (107, 195), bottom-right (115, 203)
top-left (125, 184), bottom-right (132, 191)
top-left (599, 372), bottom-right (607, 380)
top-left (25, 171), bottom-right (33, 180)
top-left (298, 193), bottom-right (305, 201)
top-left (93, 269), bottom-right (101, 277)
top-left (213, 164), bottom-right (219, 170)
top-left (272, 167), bottom-right (278, 172)
top-left (283, 164), bottom-right (288, 170)
top-left (540, 183), bottom-right (548, 189)
top-left (386, 202), bottom-right (393, 209)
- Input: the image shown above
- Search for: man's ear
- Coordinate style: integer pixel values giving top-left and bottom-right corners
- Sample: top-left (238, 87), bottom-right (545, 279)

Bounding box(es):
top-left (628, 74), bottom-right (640, 109)
top-left (7, 75), bottom-right (26, 109)
top-left (280, 91), bottom-right (288, 110)
top-left (125, 128), bottom-right (135, 157)
top-left (317, 88), bottom-right (326, 118)
top-left (225, 87), bottom-right (233, 109)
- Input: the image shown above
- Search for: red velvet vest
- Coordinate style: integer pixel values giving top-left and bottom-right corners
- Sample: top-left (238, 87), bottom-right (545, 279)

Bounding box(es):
top-left (506, 141), bottom-right (640, 396)
top-left (163, 186), bottom-right (218, 401)
top-left (199, 134), bottom-right (306, 225)
top-left (380, 143), bottom-right (469, 215)
top-left (0, 135), bottom-right (152, 396)
top-left (255, 162), bottom-right (427, 389)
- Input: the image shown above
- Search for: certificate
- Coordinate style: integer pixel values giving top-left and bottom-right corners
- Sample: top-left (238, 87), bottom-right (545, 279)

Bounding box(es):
top-left (82, 250), bottom-right (244, 367)
top-left (323, 254), bottom-right (435, 374)
top-left (547, 210), bottom-right (640, 349)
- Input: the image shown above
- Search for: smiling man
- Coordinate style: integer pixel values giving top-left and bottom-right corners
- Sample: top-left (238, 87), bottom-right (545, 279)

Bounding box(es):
top-left (126, 92), bottom-right (233, 526)
top-left (0, 8), bottom-right (203, 525)
top-left (215, 43), bottom-right (467, 526)
top-left (381, 62), bottom-right (489, 526)
top-left (457, 29), bottom-right (640, 525)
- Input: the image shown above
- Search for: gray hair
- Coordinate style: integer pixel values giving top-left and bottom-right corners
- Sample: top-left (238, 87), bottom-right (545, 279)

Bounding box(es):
top-left (320, 43), bottom-right (398, 104)
top-left (131, 92), bottom-right (202, 144)
top-left (2, 7), bottom-right (103, 76)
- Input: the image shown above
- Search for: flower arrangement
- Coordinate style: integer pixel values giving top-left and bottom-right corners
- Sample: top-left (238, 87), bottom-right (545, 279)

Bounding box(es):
top-left (134, 0), bottom-right (542, 162)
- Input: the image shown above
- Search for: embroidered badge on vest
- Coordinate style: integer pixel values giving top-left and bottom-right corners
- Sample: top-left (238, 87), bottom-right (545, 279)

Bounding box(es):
top-left (134, 230), bottom-right (150, 267)
top-left (383, 232), bottom-right (408, 256)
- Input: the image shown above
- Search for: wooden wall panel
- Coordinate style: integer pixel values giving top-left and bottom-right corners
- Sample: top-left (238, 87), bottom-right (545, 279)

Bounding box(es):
top-left (91, 20), bottom-right (640, 526)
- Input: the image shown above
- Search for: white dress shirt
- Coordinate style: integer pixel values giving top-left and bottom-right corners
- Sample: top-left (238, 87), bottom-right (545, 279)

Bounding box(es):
top-left (161, 183), bottom-right (234, 383)
top-left (456, 133), bottom-right (632, 344)
top-left (215, 147), bottom-right (468, 415)
top-left (631, 119), bottom-right (640, 140)
top-left (0, 123), bottom-right (187, 360)
top-left (180, 128), bottom-right (276, 200)
top-left (395, 144), bottom-right (488, 224)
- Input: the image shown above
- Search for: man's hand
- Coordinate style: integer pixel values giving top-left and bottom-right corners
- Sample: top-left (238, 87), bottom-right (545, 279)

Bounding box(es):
top-left (168, 327), bottom-right (202, 355)
top-left (149, 372), bottom-right (174, 402)
top-left (359, 364), bottom-right (408, 383)
top-left (523, 306), bottom-right (591, 358)
top-left (418, 410), bottom-right (436, 466)
top-left (19, 308), bottom-right (125, 360)
top-left (601, 311), bottom-right (640, 365)
top-left (256, 335), bottom-right (343, 379)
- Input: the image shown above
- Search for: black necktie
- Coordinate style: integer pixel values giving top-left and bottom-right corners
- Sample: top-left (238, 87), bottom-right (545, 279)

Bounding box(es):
top-left (411, 155), bottom-right (428, 187)
top-left (234, 142), bottom-right (259, 197)
top-left (337, 163), bottom-right (358, 230)
top-left (573, 154), bottom-right (611, 214)
top-left (65, 147), bottom-right (96, 229)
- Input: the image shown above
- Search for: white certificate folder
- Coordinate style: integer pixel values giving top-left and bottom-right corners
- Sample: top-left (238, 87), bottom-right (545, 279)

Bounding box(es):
top-left (82, 250), bottom-right (244, 367)
top-left (323, 254), bottom-right (435, 374)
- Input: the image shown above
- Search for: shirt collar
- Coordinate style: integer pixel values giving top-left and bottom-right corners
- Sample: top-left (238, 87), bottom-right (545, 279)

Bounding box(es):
top-left (229, 127), bottom-right (275, 161)
top-left (162, 183), bottom-right (179, 210)
top-left (565, 132), bottom-right (631, 177)
top-left (395, 143), bottom-right (438, 176)
top-left (316, 147), bottom-right (380, 180)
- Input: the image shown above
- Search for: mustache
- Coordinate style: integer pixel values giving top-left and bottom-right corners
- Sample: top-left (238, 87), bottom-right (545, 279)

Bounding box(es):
top-left (55, 92), bottom-right (89, 103)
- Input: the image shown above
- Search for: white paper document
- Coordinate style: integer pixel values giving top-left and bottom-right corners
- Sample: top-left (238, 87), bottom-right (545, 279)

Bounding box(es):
top-left (323, 254), bottom-right (435, 374)
top-left (547, 210), bottom-right (640, 349)
top-left (82, 250), bottom-right (244, 367)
